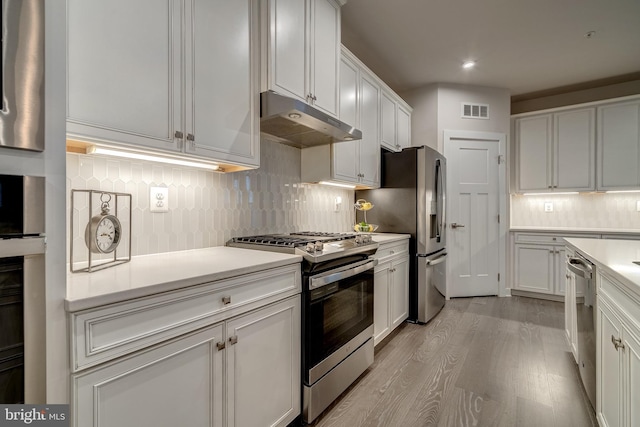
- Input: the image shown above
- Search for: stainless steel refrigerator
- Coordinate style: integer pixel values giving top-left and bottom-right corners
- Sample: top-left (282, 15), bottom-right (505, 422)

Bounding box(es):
top-left (357, 145), bottom-right (446, 323)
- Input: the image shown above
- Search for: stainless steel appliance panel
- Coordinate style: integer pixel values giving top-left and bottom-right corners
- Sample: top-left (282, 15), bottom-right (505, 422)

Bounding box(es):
top-left (0, 0), bottom-right (45, 152)
top-left (417, 251), bottom-right (447, 323)
top-left (357, 145), bottom-right (447, 323)
top-left (568, 253), bottom-right (596, 410)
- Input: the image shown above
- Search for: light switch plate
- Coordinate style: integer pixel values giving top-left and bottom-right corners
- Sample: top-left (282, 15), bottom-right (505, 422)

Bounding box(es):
top-left (544, 202), bottom-right (553, 212)
top-left (150, 187), bottom-right (169, 213)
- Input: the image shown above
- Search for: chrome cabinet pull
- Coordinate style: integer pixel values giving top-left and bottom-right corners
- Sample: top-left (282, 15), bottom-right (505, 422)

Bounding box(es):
top-left (451, 223), bottom-right (465, 229)
top-left (216, 341), bottom-right (226, 351)
top-left (174, 130), bottom-right (184, 139)
top-left (222, 296), bottom-right (231, 305)
top-left (228, 335), bottom-right (238, 345)
top-left (611, 335), bottom-right (625, 351)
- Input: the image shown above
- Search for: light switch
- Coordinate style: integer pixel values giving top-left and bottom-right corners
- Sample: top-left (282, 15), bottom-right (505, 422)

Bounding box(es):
top-left (544, 202), bottom-right (553, 212)
top-left (150, 187), bottom-right (169, 213)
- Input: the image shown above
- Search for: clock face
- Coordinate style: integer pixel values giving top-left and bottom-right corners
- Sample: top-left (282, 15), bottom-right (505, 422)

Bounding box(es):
top-left (86, 214), bottom-right (122, 254)
top-left (96, 217), bottom-right (119, 253)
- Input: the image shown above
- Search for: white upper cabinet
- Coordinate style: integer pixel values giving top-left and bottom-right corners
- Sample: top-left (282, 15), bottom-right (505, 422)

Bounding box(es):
top-left (301, 49), bottom-right (381, 188)
top-left (514, 107), bottom-right (595, 193)
top-left (264, 0), bottom-right (340, 118)
top-left (67, 0), bottom-right (179, 152)
top-left (380, 91), bottom-right (397, 150)
top-left (358, 72), bottom-right (381, 187)
top-left (67, 0), bottom-right (260, 168)
top-left (597, 100), bottom-right (640, 190)
top-left (397, 104), bottom-right (412, 150)
top-left (380, 89), bottom-right (412, 152)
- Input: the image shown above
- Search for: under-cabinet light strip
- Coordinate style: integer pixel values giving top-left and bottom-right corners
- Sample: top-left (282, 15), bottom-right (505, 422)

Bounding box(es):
top-left (86, 146), bottom-right (220, 171)
top-left (318, 181), bottom-right (356, 189)
top-left (521, 192), bottom-right (579, 196)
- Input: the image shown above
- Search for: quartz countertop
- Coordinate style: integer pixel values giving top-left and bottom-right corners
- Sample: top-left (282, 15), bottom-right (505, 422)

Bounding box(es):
top-left (511, 226), bottom-right (640, 235)
top-left (66, 247), bottom-right (302, 312)
top-left (564, 238), bottom-right (640, 298)
top-left (371, 233), bottom-right (411, 244)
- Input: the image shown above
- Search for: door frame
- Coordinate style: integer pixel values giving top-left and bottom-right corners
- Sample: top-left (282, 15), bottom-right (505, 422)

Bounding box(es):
top-left (443, 130), bottom-right (509, 298)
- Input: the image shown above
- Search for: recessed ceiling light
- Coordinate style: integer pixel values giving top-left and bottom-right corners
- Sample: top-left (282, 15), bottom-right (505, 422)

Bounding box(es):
top-left (462, 60), bottom-right (476, 69)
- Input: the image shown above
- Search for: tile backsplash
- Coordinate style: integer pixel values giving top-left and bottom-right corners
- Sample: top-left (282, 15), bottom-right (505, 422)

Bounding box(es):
top-left (67, 139), bottom-right (355, 257)
top-left (510, 192), bottom-right (640, 230)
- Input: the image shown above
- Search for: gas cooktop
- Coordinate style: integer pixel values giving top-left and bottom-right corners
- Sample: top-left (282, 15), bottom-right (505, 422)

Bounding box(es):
top-left (226, 232), bottom-right (378, 263)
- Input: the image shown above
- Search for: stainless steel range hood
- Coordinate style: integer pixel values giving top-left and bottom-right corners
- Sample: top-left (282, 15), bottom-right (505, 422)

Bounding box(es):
top-left (260, 91), bottom-right (362, 148)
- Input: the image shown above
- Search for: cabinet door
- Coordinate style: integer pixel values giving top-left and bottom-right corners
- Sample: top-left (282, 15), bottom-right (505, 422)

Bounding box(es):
top-left (185, 0), bottom-right (259, 166)
top-left (397, 105), bottom-right (411, 150)
top-left (554, 108), bottom-right (595, 191)
top-left (625, 324), bottom-right (640, 427)
top-left (267, 0), bottom-right (307, 102)
top-left (358, 73), bottom-right (381, 188)
top-left (226, 296), bottom-right (301, 427)
top-left (380, 91), bottom-right (397, 151)
top-left (514, 244), bottom-right (554, 294)
top-left (310, 0), bottom-right (340, 117)
top-left (565, 268), bottom-right (579, 361)
top-left (333, 55), bottom-right (360, 183)
top-left (515, 115), bottom-right (552, 192)
top-left (373, 262), bottom-right (391, 345)
top-left (598, 101), bottom-right (640, 190)
top-left (67, 0), bottom-right (181, 152)
top-left (73, 324), bottom-right (224, 427)
top-left (598, 301), bottom-right (622, 427)
top-left (390, 256), bottom-right (410, 329)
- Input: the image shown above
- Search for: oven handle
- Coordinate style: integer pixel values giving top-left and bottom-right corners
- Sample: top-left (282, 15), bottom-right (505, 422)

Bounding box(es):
top-left (309, 258), bottom-right (378, 290)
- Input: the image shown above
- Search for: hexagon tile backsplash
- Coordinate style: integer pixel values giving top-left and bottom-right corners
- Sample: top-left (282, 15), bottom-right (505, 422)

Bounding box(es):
top-left (67, 139), bottom-right (355, 257)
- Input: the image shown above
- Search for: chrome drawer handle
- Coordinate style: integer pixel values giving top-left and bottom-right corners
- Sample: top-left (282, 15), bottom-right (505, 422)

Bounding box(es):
top-left (611, 335), bottom-right (625, 351)
top-left (222, 296), bottom-right (231, 305)
top-left (451, 223), bottom-right (465, 229)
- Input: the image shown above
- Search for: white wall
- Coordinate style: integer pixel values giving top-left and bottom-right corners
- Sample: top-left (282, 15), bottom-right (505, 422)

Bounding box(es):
top-left (401, 83), bottom-right (511, 153)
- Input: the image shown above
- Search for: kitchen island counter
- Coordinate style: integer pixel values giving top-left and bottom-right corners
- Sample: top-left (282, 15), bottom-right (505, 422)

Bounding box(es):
top-left (66, 247), bottom-right (302, 312)
top-left (564, 238), bottom-right (640, 298)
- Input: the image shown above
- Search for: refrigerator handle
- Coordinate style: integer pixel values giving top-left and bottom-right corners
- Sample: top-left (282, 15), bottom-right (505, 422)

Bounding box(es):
top-left (439, 159), bottom-right (446, 234)
top-left (426, 252), bottom-right (447, 266)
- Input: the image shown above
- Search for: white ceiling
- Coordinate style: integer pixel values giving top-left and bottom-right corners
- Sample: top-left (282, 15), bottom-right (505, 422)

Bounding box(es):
top-left (340, 0), bottom-right (640, 97)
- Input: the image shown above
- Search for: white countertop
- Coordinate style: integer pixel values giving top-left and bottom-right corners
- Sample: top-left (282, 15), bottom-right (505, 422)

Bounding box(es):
top-left (66, 247), bottom-right (302, 312)
top-left (371, 233), bottom-right (411, 244)
top-left (564, 238), bottom-right (640, 297)
top-left (512, 226), bottom-right (640, 234)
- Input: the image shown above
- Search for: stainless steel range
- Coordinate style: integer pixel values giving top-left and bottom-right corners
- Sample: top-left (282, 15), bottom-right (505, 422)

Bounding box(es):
top-left (227, 232), bottom-right (378, 423)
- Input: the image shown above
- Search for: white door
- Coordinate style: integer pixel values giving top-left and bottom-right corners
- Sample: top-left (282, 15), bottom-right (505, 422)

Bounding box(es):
top-left (445, 132), bottom-right (502, 297)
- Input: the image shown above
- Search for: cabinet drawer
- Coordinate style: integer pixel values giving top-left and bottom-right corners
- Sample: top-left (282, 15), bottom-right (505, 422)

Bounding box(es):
top-left (71, 264), bottom-right (301, 372)
top-left (514, 232), bottom-right (599, 244)
top-left (371, 240), bottom-right (409, 263)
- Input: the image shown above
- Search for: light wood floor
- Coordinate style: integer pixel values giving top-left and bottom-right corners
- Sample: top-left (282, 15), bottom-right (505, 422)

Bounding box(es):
top-left (311, 296), bottom-right (598, 427)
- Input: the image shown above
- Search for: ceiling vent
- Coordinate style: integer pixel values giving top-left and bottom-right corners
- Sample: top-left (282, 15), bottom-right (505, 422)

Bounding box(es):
top-left (461, 102), bottom-right (489, 119)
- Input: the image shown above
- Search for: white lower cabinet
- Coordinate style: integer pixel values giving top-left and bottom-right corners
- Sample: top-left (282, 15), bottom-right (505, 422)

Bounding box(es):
top-left (226, 297), bottom-right (301, 427)
top-left (597, 272), bottom-right (640, 427)
top-left (73, 324), bottom-right (226, 427)
top-left (371, 239), bottom-right (409, 345)
top-left (511, 232), bottom-right (598, 299)
top-left (70, 266), bottom-right (301, 427)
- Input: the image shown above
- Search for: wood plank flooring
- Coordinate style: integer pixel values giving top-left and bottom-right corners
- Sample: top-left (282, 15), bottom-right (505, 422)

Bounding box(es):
top-left (310, 296), bottom-right (598, 427)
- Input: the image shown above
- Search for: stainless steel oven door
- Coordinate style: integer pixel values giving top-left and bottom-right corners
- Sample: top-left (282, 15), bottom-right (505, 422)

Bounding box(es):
top-left (304, 258), bottom-right (376, 383)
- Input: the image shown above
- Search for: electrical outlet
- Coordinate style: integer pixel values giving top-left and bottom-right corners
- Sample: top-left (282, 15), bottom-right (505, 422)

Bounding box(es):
top-left (544, 202), bottom-right (553, 212)
top-left (150, 187), bottom-right (169, 213)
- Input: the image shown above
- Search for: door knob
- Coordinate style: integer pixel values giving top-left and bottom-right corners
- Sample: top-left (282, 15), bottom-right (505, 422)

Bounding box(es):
top-left (451, 223), bottom-right (465, 229)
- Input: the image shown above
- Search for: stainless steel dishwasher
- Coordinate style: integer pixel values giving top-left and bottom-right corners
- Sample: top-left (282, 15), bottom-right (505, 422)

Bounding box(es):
top-left (567, 252), bottom-right (596, 410)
